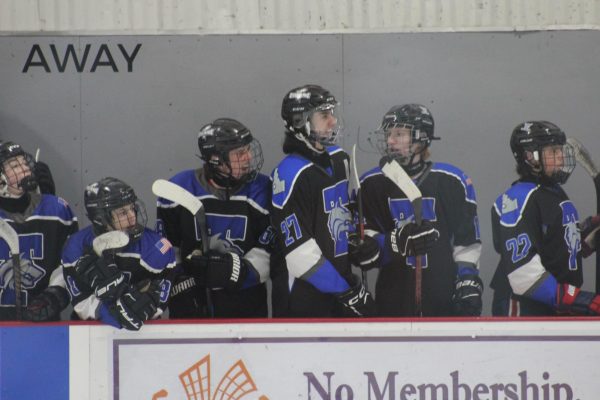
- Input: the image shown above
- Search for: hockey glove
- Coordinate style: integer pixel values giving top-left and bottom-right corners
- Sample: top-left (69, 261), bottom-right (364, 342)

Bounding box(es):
top-left (110, 279), bottom-right (161, 331)
top-left (556, 283), bottom-right (600, 315)
top-left (452, 274), bottom-right (484, 316)
top-left (348, 234), bottom-right (381, 271)
top-left (34, 161), bottom-right (56, 195)
top-left (23, 286), bottom-right (70, 322)
top-left (186, 250), bottom-right (249, 290)
top-left (74, 252), bottom-right (127, 302)
top-left (581, 215), bottom-right (600, 258)
top-left (336, 275), bottom-right (375, 317)
top-left (168, 273), bottom-right (206, 319)
top-left (390, 221), bottom-right (439, 257)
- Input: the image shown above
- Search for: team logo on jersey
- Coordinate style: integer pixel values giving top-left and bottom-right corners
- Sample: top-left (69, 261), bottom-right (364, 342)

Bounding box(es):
top-left (272, 169), bottom-right (285, 195)
top-left (322, 181), bottom-right (352, 257)
top-left (501, 194), bottom-right (518, 214)
top-left (0, 233), bottom-right (46, 306)
top-left (151, 354), bottom-right (269, 400)
top-left (560, 201), bottom-right (580, 270)
top-left (201, 214), bottom-right (248, 255)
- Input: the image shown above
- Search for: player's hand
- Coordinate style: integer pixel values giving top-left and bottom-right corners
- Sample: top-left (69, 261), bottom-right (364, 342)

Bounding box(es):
top-left (336, 275), bottom-right (375, 317)
top-left (74, 251), bottom-right (127, 301)
top-left (34, 161), bottom-right (55, 195)
top-left (556, 283), bottom-right (600, 315)
top-left (391, 221), bottom-right (439, 257)
top-left (348, 234), bottom-right (381, 271)
top-left (186, 250), bottom-right (248, 290)
top-left (110, 279), bottom-right (162, 331)
top-left (581, 215), bottom-right (600, 258)
top-left (452, 274), bottom-right (483, 316)
top-left (168, 272), bottom-right (208, 318)
top-left (23, 286), bottom-right (70, 322)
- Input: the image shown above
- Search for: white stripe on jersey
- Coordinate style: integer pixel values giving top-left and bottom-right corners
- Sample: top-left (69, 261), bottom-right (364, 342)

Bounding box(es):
top-left (285, 238), bottom-right (322, 278)
top-left (453, 243), bottom-right (481, 269)
top-left (244, 247), bottom-right (270, 283)
top-left (508, 254), bottom-right (546, 295)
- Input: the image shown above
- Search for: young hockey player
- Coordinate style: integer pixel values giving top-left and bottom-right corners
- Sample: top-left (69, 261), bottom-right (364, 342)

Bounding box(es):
top-left (157, 118), bottom-right (272, 318)
top-left (491, 121), bottom-right (600, 316)
top-left (0, 141), bottom-right (78, 321)
top-left (62, 177), bottom-right (175, 330)
top-left (270, 84), bottom-right (378, 317)
top-left (360, 104), bottom-right (482, 316)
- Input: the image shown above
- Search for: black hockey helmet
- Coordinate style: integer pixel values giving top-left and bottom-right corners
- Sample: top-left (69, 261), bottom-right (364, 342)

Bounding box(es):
top-left (0, 141), bottom-right (38, 197)
top-left (510, 121), bottom-right (575, 184)
top-left (197, 118), bottom-right (263, 188)
top-left (370, 104), bottom-right (439, 168)
top-left (84, 177), bottom-right (147, 241)
top-left (281, 84), bottom-right (343, 149)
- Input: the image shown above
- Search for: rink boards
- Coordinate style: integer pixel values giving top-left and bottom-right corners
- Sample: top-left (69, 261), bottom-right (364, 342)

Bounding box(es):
top-left (1, 318), bottom-right (600, 399)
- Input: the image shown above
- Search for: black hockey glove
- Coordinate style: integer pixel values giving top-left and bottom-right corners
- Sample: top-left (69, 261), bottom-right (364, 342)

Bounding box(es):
top-left (34, 161), bottom-right (55, 195)
top-left (390, 221), bottom-right (439, 257)
top-left (168, 273), bottom-right (207, 319)
top-left (23, 286), bottom-right (70, 322)
top-left (186, 250), bottom-right (249, 290)
top-left (452, 274), bottom-right (483, 316)
top-left (348, 234), bottom-right (381, 271)
top-left (336, 275), bottom-right (375, 317)
top-left (74, 251), bottom-right (127, 302)
top-left (581, 215), bottom-right (600, 258)
top-left (109, 279), bottom-right (162, 331)
top-left (556, 284), bottom-right (600, 315)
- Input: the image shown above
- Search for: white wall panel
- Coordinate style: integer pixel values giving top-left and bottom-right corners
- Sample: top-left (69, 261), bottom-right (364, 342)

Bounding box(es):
top-left (1, 0), bottom-right (600, 34)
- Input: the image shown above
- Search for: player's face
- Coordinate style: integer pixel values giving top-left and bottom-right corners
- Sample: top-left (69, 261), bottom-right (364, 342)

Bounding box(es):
top-left (310, 109), bottom-right (338, 149)
top-left (386, 126), bottom-right (422, 163)
top-left (215, 145), bottom-right (253, 180)
top-left (110, 203), bottom-right (137, 232)
top-left (541, 144), bottom-right (565, 176)
top-left (2, 155), bottom-right (32, 195)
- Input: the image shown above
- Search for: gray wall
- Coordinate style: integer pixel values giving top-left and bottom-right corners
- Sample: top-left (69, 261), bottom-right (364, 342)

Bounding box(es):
top-left (1, 32), bottom-right (600, 314)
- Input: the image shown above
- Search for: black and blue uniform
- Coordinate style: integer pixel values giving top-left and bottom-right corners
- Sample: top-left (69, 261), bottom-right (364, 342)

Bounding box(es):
top-left (62, 225), bottom-right (175, 326)
top-left (360, 162), bottom-right (481, 316)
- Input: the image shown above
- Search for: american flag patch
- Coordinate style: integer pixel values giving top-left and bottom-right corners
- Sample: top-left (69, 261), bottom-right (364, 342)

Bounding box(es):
top-left (155, 238), bottom-right (172, 254)
top-left (58, 197), bottom-right (69, 207)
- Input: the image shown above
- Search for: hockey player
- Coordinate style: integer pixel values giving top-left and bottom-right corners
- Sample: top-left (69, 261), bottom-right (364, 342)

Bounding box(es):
top-left (270, 84), bottom-right (378, 317)
top-left (360, 104), bottom-right (482, 316)
top-left (0, 140), bottom-right (55, 194)
top-left (157, 118), bottom-right (272, 318)
top-left (491, 121), bottom-right (600, 316)
top-left (62, 177), bottom-right (175, 330)
top-left (0, 141), bottom-right (78, 321)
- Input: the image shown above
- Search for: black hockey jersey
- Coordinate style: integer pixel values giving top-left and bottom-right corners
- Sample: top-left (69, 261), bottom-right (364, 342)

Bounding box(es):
top-left (270, 146), bottom-right (356, 317)
top-left (490, 180), bottom-right (582, 316)
top-left (0, 193), bottom-right (78, 320)
top-left (156, 169), bottom-right (272, 318)
top-left (360, 162), bottom-right (481, 316)
top-left (62, 225), bottom-right (175, 325)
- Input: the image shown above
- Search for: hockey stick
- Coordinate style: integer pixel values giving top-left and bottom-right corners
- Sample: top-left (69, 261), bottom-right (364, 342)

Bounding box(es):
top-left (152, 179), bottom-right (214, 316)
top-left (567, 138), bottom-right (600, 292)
top-left (380, 158), bottom-right (424, 316)
top-left (0, 219), bottom-right (22, 320)
top-left (92, 231), bottom-right (130, 256)
top-left (351, 144), bottom-right (368, 288)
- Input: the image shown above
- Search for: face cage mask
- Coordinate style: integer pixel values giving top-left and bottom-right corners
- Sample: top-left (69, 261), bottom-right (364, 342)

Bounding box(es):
top-left (539, 143), bottom-right (576, 185)
top-left (210, 139), bottom-right (264, 187)
top-left (0, 154), bottom-right (38, 198)
top-left (303, 105), bottom-right (344, 147)
top-left (370, 123), bottom-right (429, 166)
top-left (93, 200), bottom-right (147, 242)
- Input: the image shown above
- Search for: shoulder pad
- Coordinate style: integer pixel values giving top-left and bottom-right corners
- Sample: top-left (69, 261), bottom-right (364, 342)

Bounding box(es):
top-left (359, 166), bottom-right (383, 184)
top-left (493, 182), bottom-right (539, 227)
top-left (38, 194), bottom-right (78, 225)
top-left (271, 154), bottom-right (312, 209)
top-left (431, 162), bottom-right (477, 203)
top-left (235, 173), bottom-right (271, 214)
top-left (327, 146), bottom-right (344, 156)
top-left (61, 226), bottom-right (95, 266)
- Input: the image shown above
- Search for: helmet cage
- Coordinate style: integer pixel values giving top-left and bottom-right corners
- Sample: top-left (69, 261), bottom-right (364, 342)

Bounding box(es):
top-left (303, 104), bottom-right (344, 147)
top-left (0, 142), bottom-right (38, 197)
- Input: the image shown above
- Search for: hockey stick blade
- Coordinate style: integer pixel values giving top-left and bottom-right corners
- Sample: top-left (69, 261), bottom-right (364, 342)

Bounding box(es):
top-left (567, 138), bottom-right (599, 178)
top-left (152, 179), bottom-right (202, 216)
top-left (0, 219), bottom-right (22, 319)
top-left (92, 231), bottom-right (129, 255)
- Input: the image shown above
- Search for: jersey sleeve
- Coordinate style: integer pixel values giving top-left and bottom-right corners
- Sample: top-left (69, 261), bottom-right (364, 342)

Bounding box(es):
top-left (271, 161), bottom-right (351, 294)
